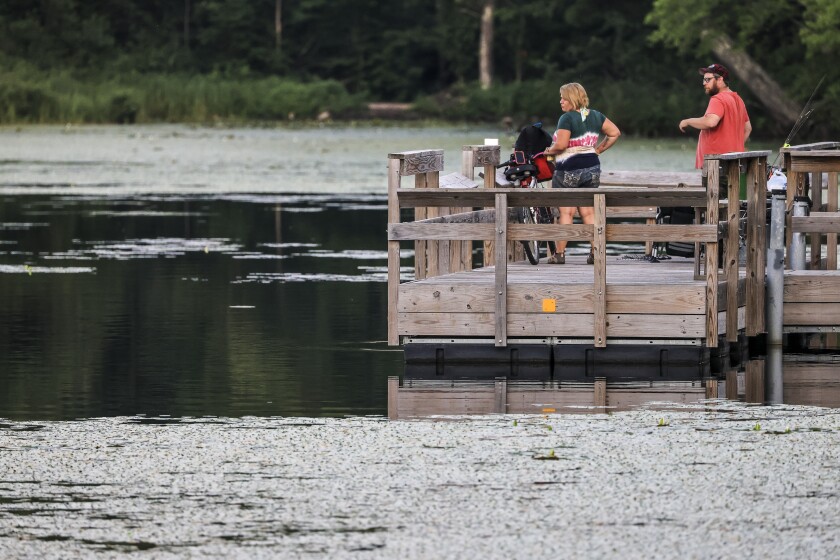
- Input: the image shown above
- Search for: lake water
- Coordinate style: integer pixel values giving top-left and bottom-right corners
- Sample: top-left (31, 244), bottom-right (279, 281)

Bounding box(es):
top-left (3, 125), bottom-right (840, 559)
top-left (0, 124), bottom-right (823, 420)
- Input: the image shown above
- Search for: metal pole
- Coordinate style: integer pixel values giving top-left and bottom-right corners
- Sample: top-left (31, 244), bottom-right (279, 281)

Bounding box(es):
top-left (790, 196), bottom-right (810, 271)
top-left (765, 190), bottom-right (787, 405)
top-left (766, 345), bottom-right (784, 405)
top-left (766, 190), bottom-right (786, 347)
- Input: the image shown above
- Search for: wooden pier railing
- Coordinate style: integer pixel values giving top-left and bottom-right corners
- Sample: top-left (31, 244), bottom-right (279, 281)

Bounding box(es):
top-left (387, 146), bottom-right (770, 348)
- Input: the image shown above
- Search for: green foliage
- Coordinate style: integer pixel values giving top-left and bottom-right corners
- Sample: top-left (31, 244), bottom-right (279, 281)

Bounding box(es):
top-left (0, 61), bottom-right (365, 124)
top-left (0, 0), bottom-right (837, 137)
top-left (800, 0), bottom-right (840, 57)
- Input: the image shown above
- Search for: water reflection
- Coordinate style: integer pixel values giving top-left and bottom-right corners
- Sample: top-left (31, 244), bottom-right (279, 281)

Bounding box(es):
top-left (3, 193), bottom-right (840, 420)
top-left (0, 195), bottom-right (402, 420)
top-left (391, 348), bottom-right (840, 419)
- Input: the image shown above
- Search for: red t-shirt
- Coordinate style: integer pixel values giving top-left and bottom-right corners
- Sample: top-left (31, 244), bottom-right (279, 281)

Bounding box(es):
top-left (695, 90), bottom-right (750, 168)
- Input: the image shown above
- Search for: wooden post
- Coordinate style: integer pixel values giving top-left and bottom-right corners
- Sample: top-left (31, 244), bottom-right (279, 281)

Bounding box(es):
top-left (387, 158), bottom-right (402, 346)
top-left (464, 145), bottom-right (500, 268)
top-left (705, 379), bottom-right (718, 399)
top-left (745, 359), bottom-right (765, 404)
top-left (593, 378), bottom-right (607, 412)
top-left (829, 172), bottom-right (839, 348)
top-left (414, 174), bottom-right (428, 280)
top-left (746, 156), bottom-right (766, 335)
top-left (725, 160), bottom-right (740, 342)
top-left (387, 376), bottom-right (399, 419)
top-left (810, 171), bottom-right (823, 269)
top-left (725, 369), bottom-right (739, 400)
top-left (704, 158), bottom-right (720, 347)
top-left (828, 172), bottom-right (838, 270)
top-left (494, 192), bottom-right (508, 347)
top-left (594, 193), bottom-right (607, 347)
top-left (494, 377), bottom-right (507, 413)
top-left (427, 170), bottom-right (448, 275)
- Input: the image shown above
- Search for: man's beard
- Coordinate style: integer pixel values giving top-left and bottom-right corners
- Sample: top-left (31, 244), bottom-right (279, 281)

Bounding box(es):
top-left (706, 83), bottom-right (720, 96)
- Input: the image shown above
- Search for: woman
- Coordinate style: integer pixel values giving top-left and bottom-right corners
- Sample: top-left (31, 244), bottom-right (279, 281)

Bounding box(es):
top-left (543, 82), bottom-right (620, 264)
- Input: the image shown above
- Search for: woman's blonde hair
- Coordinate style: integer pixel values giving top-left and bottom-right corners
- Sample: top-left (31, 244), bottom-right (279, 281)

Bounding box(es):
top-left (559, 83), bottom-right (589, 111)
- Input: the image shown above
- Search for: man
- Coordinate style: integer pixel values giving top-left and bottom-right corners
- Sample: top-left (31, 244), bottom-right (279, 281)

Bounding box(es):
top-left (679, 63), bottom-right (752, 169)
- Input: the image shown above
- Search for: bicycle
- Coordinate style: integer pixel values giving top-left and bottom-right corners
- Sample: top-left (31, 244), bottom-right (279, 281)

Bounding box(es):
top-left (497, 147), bottom-right (557, 265)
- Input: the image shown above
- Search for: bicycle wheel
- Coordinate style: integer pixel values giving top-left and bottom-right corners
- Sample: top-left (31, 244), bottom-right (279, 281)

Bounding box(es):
top-left (517, 206), bottom-right (540, 265)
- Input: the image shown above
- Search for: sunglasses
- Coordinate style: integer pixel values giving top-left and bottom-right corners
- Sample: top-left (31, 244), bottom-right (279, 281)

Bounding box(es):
top-left (702, 76), bottom-right (720, 84)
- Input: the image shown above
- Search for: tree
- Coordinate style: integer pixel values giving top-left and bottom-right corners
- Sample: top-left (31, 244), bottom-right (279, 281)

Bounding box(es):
top-left (646, 0), bottom-right (806, 128)
top-left (479, 0), bottom-right (494, 89)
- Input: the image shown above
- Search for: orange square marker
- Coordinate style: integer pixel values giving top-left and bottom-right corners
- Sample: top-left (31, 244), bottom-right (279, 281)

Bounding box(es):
top-left (542, 298), bottom-right (556, 313)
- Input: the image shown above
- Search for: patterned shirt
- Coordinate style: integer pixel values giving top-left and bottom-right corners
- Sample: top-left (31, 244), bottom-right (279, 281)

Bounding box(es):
top-left (553, 108), bottom-right (605, 169)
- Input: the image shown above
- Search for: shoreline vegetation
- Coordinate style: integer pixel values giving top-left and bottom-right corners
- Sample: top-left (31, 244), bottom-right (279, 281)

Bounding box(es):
top-left (0, 69), bottom-right (768, 139)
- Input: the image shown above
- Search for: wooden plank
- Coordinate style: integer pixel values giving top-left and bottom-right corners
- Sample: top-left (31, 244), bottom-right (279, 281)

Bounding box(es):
top-left (785, 271), bottom-right (840, 300)
top-left (605, 224), bottom-right (719, 242)
top-left (387, 159), bottom-right (402, 345)
top-left (705, 379), bottom-right (718, 399)
top-left (439, 172), bottom-right (477, 189)
top-left (745, 157), bottom-right (766, 335)
top-left (594, 194), bottom-right (607, 347)
top-left (605, 207), bottom-right (658, 218)
top-left (725, 160), bottom-right (740, 342)
top-left (704, 159), bottom-right (719, 347)
top-left (789, 155), bottom-right (840, 173)
top-left (594, 378), bottom-right (607, 411)
top-left (396, 187), bottom-right (708, 209)
top-left (494, 193), bottom-right (507, 346)
top-left (828, 173), bottom-right (838, 270)
top-left (394, 212), bottom-right (701, 238)
top-left (726, 369), bottom-right (738, 400)
top-left (791, 214), bottom-right (840, 233)
top-left (398, 312), bottom-right (706, 338)
top-left (494, 378), bottom-right (507, 413)
top-left (388, 149), bottom-right (444, 176)
top-left (399, 283), bottom-right (706, 314)
top-left (704, 150), bottom-right (772, 161)
top-left (745, 359), bottom-right (765, 404)
top-left (780, 142), bottom-right (840, 152)
top-left (388, 376), bottom-right (399, 419)
top-left (599, 170), bottom-right (701, 187)
top-left (389, 222), bottom-right (495, 241)
top-left (509, 223), bottom-right (592, 241)
top-left (784, 303), bottom-right (840, 325)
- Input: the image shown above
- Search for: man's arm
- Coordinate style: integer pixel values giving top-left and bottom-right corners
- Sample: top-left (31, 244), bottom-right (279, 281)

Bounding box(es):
top-left (744, 120), bottom-right (752, 141)
top-left (679, 113), bottom-right (721, 133)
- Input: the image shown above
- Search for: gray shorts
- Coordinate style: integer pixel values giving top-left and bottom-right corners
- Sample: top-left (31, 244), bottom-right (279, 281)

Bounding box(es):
top-left (552, 164), bottom-right (601, 189)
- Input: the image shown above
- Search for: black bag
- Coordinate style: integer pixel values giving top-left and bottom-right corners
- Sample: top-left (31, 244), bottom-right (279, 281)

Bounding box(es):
top-left (513, 123), bottom-right (553, 156)
top-left (658, 206), bottom-right (695, 257)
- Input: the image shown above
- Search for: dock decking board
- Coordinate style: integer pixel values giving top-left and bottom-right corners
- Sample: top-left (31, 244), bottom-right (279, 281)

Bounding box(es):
top-left (398, 259), bottom-right (746, 341)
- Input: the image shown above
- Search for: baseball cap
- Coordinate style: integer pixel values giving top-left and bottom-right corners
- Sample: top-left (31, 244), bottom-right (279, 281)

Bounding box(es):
top-left (699, 63), bottom-right (729, 80)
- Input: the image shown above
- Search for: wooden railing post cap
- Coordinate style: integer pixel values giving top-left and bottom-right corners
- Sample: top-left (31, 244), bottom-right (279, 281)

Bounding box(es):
top-left (388, 149), bottom-right (444, 159)
top-left (703, 150), bottom-right (772, 161)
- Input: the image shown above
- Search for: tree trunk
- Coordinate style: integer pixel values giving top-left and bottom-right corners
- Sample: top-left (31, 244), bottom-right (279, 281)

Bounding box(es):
top-left (479, 0), bottom-right (494, 89)
top-left (275, 0), bottom-right (282, 51)
top-left (708, 32), bottom-right (800, 127)
top-left (184, 0), bottom-right (190, 51)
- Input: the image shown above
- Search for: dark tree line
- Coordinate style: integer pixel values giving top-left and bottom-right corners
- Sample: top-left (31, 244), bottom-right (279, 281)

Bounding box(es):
top-left (0, 0), bottom-right (836, 137)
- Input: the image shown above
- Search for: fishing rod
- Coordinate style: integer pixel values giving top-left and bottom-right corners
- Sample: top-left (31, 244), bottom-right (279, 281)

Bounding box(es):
top-left (770, 74), bottom-right (826, 170)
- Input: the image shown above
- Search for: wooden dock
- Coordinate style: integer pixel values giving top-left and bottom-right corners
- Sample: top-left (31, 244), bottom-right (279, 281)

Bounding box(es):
top-left (386, 142), bottom-right (840, 385)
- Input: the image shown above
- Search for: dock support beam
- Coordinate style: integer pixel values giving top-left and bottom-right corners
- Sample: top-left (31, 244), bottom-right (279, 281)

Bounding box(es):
top-left (494, 193), bottom-right (508, 346)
